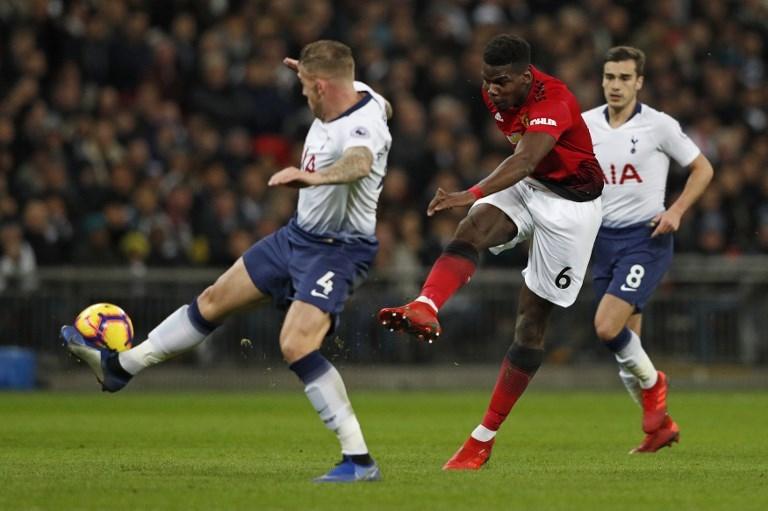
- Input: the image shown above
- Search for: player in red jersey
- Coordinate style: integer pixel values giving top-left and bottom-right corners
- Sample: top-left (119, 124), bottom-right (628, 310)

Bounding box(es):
top-left (378, 34), bottom-right (604, 470)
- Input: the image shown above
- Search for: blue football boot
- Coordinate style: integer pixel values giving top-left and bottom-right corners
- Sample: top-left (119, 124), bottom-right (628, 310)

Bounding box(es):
top-left (313, 455), bottom-right (381, 483)
top-left (59, 325), bottom-right (132, 393)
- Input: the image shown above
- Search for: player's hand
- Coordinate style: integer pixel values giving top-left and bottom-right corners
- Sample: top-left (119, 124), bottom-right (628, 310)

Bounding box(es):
top-left (268, 166), bottom-right (317, 188)
top-left (282, 58), bottom-right (299, 72)
top-left (427, 188), bottom-right (476, 216)
top-left (650, 208), bottom-right (682, 237)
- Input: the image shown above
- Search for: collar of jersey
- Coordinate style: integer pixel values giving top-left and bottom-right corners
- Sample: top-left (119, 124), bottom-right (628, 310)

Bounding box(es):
top-left (326, 92), bottom-right (373, 123)
top-left (603, 101), bottom-right (642, 125)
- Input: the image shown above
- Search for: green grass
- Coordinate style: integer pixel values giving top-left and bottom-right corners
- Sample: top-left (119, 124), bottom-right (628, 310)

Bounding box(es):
top-left (1, 391), bottom-right (766, 510)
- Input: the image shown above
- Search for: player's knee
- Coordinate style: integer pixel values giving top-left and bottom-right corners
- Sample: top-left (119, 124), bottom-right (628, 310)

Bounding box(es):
top-left (279, 324), bottom-right (324, 363)
top-left (279, 338), bottom-right (305, 364)
top-left (279, 334), bottom-right (317, 364)
top-left (454, 216), bottom-right (484, 249)
top-left (594, 317), bottom-right (622, 342)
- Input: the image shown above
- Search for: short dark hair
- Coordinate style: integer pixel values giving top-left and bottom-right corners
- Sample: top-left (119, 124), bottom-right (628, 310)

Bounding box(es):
top-left (299, 40), bottom-right (354, 79)
top-left (483, 34), bottom-right (530, 71)
top-left (604, 46), bottom-right (646, 76)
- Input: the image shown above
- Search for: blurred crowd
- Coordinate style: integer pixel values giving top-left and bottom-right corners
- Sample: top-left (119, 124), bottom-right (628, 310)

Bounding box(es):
top-left (0, 0), bottom-right (766, 287)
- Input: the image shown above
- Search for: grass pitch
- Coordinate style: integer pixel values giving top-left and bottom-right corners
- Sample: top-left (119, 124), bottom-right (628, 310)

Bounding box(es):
top-left (0, 390), bottom-right (766, 510)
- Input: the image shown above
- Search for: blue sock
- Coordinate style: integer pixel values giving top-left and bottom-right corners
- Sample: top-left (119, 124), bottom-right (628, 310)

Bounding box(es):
top-left (187, 297), bottom-right (221, 335)
top-left (289, 351), bottom-right (369, 456)
top-left (289, 350), bottom-right (332, 383)
top-left (604, 327), bottom-right (631, 353)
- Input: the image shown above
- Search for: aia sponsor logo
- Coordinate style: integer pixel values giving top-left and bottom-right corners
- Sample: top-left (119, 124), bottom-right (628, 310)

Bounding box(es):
top-left (604, 163), bottom-right (642, 184)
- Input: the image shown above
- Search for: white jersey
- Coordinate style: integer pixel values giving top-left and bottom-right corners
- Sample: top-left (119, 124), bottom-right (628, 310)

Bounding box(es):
top-left (296, 81), bottom-right (391, 240)
top-left (582, 103), bottom-right (700, 228)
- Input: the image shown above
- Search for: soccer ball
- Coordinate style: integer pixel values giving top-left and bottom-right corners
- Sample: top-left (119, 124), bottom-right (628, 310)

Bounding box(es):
top-left (74, 303), bottom-right (134, 352)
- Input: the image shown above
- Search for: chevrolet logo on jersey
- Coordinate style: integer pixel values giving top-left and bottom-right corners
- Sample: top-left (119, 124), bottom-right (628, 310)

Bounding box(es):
top-left (529, 117), bottom-right (557, 126)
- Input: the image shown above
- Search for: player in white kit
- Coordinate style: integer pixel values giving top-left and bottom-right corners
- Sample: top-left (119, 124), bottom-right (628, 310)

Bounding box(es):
top-left (61, 40), bottom-right (392, 482)
top-left (582, 46), bottom-right (713, 453)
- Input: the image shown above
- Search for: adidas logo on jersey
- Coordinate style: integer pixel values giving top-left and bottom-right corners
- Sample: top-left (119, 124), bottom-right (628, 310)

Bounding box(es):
top-left (529, 117), bottom-right (557, 126)
top-left (494, 112), bottom-right (504, 121)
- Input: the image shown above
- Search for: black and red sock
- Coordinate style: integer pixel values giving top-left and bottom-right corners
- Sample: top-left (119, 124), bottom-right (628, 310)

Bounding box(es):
top-left (481, 344), bottom-right (544, 431)
top-left (420, 240), bottom-right (479, 310)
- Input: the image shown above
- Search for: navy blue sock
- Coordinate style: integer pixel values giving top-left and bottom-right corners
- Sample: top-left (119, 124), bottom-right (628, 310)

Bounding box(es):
top-left (349, 453), bottom-right (374, 465)
top-left (187, 297), bottom-right (221, 335)
top-left (289, 350), bottom-right (332, 384)
top-left (105, 352), bottom-right (132, 380)
top-left (604, 327), bottom-right (631, 353)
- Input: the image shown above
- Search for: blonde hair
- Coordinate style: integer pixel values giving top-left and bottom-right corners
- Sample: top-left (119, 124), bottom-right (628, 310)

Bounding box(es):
top-left (299, 40), bottom-right (354, 79)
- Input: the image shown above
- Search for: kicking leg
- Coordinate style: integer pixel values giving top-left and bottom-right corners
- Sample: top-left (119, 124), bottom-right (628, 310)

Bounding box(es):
top-left (120, 257), bottom-right (268, 372)
top-left (281, 300), bottom-right (379, 482)
top-left (443, 285), bottom-right (552, 470)
top-left (379, 204), bottom-right (517, 341)
top-left (62, 258), bottom-right (268, 392)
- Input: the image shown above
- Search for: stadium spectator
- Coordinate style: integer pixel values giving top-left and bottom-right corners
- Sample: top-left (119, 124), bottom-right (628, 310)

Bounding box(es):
top-left (0, 0), bottom-right (765, 268)
top-left (0, 220), bottom-right (37, 292)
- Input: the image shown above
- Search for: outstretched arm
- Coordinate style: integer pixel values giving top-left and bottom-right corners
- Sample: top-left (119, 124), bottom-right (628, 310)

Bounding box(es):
top-left (650, 153), bottom-right (713, 237)
top-left (268, 147), bottom-right (374, 188)
top-left (427, 131), bottom-right (555, 216)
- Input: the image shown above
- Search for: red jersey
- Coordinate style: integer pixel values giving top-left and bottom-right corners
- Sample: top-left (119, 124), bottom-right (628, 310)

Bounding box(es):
top-left (482, 65), bottom-right (603, 201)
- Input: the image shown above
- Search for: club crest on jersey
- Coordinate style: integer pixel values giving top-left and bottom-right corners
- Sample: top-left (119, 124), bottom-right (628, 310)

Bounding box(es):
top-left (351, 126), bottom-right (370, 138)
top-left (520, 113), bottom-right (529, 127)
top-left (630, 136), bottom-right (639, 154)
top-left (507, 132), bottom-right (522, 145)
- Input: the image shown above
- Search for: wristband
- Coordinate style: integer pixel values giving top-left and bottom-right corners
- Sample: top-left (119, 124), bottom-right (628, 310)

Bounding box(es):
top-left (468, 185), bottom-right (485, 200)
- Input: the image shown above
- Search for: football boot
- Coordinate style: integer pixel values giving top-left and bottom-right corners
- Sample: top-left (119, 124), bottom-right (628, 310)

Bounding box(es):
top-left (314, 455), bottom-right (381, 483)
top-left (630, 415), bottom-right (680, 454)
top-left (377, 300), bottom-right (441, 343)
top-left (442, 436), bottom-right (495, 470)
top-left (641, 371), bottom-right (669, 433)
top-left (60, 325), bottom-right (132, 392)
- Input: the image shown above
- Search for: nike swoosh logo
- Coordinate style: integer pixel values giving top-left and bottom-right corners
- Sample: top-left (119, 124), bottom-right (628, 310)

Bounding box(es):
top-left (310, 289), bottom-right (330, 299)
top-left (620, 284), bottom-right (637, 292)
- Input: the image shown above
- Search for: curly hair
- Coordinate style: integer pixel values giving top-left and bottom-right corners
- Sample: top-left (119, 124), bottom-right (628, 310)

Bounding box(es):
top-left (483, 34), bottom-right (531, 72)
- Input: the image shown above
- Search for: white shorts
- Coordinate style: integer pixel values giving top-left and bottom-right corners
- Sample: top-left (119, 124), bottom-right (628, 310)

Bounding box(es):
top-left (472, 178), bottom-right (602, 307)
